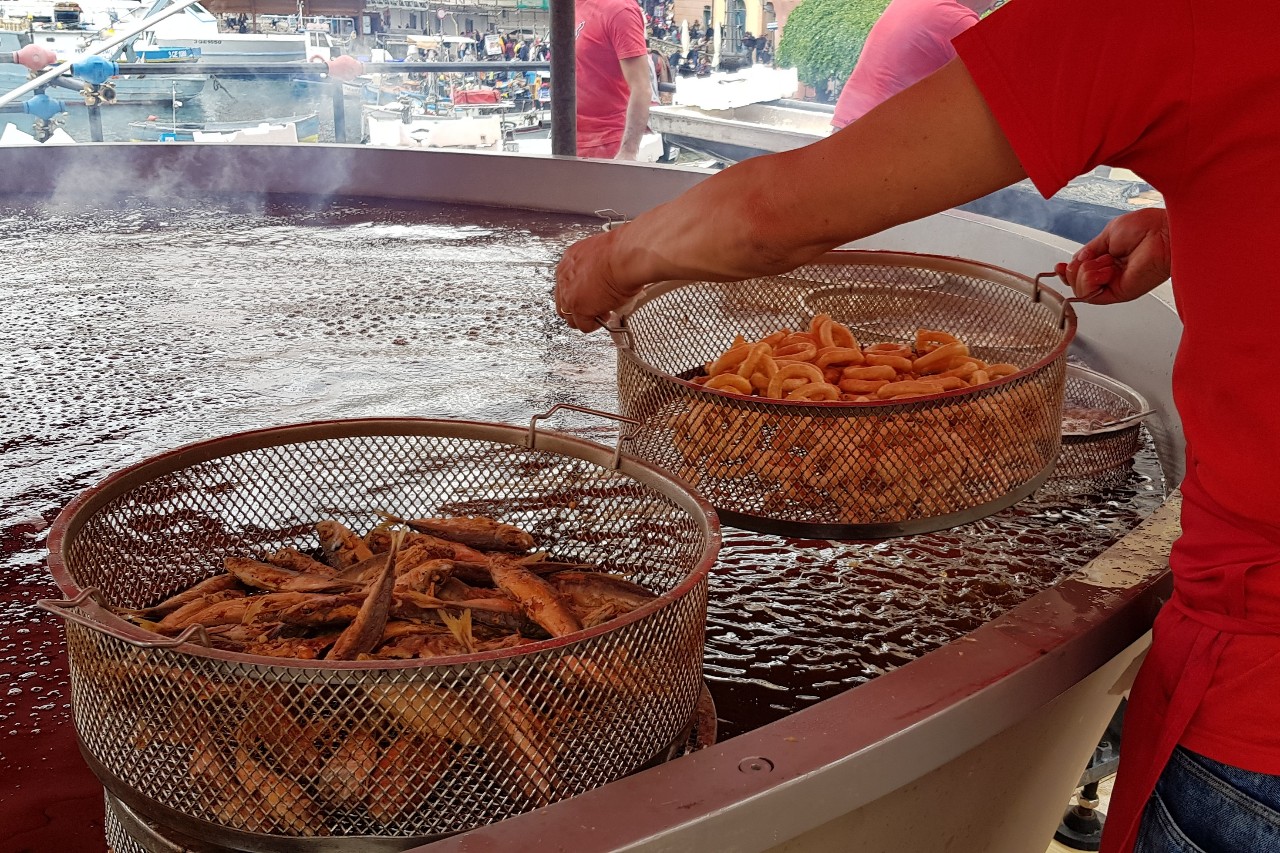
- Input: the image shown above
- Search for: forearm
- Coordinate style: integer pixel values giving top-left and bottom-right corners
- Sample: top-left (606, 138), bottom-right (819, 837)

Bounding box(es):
top-left (616, 88), bottom-right (650, 158)
top-left (615, 54), bottom-right (653, 160)
top-left (605, 59), bottom-right (1027, 292)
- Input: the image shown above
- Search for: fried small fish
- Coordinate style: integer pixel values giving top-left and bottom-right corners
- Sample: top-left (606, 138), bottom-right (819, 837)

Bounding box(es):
top-left (379, 512), bottom-right (536, 553)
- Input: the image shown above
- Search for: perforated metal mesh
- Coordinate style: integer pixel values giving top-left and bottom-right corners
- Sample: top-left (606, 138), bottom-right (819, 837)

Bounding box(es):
top-left (104, 796), bottom-right (145, 853)
top-left (1053, 367), bottom-right (1148, 486)
top-left (53, 420), bottom-right (715, 844)
top-left (614, 253), bottom-right (1073, 536)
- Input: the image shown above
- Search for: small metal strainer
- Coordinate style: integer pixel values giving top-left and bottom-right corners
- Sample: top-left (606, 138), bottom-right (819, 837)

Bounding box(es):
top-left (1051, 364), bottom-right (1152, 487)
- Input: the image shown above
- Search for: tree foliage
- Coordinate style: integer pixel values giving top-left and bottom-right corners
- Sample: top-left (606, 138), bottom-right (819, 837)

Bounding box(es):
top-left (777, 0), bottom-right (892, 90)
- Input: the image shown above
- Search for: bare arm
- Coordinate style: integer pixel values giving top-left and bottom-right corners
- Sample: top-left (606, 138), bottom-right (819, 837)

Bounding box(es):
top-left (615, 55), bottom-right (652, 161)
top-left (556, 58), bottom-right (1027, 329)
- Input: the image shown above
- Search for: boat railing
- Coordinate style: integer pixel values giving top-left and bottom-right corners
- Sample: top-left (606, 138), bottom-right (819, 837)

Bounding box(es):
top-left (0, 0), bottom-right (205, 111)
top-left (2, 55), bottom-right (555, 143)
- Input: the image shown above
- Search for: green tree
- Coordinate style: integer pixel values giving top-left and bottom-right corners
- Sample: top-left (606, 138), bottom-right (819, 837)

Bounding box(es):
top-left (777, 0), bottom-right (892, 92)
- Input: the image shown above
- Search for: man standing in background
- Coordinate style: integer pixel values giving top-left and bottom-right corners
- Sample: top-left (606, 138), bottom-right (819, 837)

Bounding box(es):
top-left (575, 0), bottom-right (653, 159)
top-left (831, 0), bottom-right (999, 128)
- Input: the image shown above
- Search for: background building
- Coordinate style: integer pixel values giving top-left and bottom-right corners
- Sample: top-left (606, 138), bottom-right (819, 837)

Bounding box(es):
top-left (665, 0), bottom-right (799, 56)
top-left (203, 0), bottom-right (550, 38)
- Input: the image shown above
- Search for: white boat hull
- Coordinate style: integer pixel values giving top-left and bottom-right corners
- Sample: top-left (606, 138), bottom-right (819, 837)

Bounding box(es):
top-left (648, 100), bottom-right (833, 163)
top-left (155, 35), bottom-right (309, 64)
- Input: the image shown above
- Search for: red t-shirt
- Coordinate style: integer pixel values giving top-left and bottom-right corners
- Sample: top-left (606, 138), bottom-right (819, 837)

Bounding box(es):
top-left (574, 0), bottom-right (649, 155)
top-left (832, 0), bottom-right (979, 129)
top-left (956, 2), bottom-right (1280, 850)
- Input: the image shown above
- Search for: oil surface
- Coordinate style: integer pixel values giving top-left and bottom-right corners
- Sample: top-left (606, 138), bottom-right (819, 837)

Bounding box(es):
top-left (0, 196), bottom-right (1165, 849)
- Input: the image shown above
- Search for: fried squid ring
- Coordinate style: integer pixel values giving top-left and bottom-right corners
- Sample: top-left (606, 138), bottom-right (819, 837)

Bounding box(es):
top-left (786, 382), bottom-right (841, 401)
top-left (810, 314), bottom-right (859, 349)
top-left (815, 347), bottom-right (866, 369)
top-left (913, 341), bottom-right (971, 375)
top-left (863, 353), bottom-right (915, 373)
top-left (705, 373), bottom-right (753, 395)
top-left (706, 344), bottom-right (752, 376)
top-left (735, 343), bottom-right (775, 379)
top-left (838, 378), bottom-right (889, 395)
top-left (774, 340), bottom-right (818, 362)
top-left (760, 329), bottom-right (790, 347)
top-left (914, 328), bottom-right (961, 354)
top-left (841, 364), bottom-right (897, 381)
top-left (864, 342), bottom-right (913, 360)
top-left (767, 362), bottom-right (825, 399)
top-left (939, 362), bottom-right (980, 380)
top-left (875, 379), bottom-right (946, 399)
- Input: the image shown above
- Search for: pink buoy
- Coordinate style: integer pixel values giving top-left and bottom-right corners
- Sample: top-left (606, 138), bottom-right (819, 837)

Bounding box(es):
top-left (16, 44), bottom-right (57, 71)
top-left (327, 54), bottom-right (363, 82)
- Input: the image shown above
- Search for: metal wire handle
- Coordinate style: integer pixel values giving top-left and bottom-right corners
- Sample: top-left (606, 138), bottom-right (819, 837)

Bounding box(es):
top-left (595, 209), bottom-right (628, 231)
top-left (528, 403), bottom-right (641, 469)
top-left (1035, 270), bottom-right (1105, 327)
top-left (37, 588), bottom-right (213, 648)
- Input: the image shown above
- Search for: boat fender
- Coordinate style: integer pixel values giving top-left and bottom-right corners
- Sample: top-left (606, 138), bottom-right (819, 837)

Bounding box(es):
top-left (23, 93), bottom-right (66, 120)
top-left (15, 44), bottom-right (56, 72)
top-left (70, 56), bottom-right (119, 85)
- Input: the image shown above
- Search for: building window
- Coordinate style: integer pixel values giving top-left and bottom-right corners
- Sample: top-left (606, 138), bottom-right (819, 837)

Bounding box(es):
top-left (703, 5), bottom-right (711, 26)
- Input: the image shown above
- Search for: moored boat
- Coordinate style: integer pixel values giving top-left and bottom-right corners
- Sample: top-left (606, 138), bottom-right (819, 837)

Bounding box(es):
top-left (128, 111), bottom-right (319, 142)
top-left (647, 99), bottom-right (834, 164)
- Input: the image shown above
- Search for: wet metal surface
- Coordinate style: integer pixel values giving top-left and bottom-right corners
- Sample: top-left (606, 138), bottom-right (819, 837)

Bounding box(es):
top-left (0, 196), bottom-right (1165, 849)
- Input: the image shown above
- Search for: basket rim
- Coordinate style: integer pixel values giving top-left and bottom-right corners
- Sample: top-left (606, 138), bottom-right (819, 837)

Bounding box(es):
top-left (611, 249), bottom-right (1076, 409)
top-left (45, 416), bottom-right (720, 671)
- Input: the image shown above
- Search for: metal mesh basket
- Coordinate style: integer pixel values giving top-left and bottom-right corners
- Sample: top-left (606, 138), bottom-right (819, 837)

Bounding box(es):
top-left (44, 417), bottom-right (719, 849)
top-left (1050, 365), bottom-right (1152, 488)
top-left (611, 251), bottom-right (1076, 538)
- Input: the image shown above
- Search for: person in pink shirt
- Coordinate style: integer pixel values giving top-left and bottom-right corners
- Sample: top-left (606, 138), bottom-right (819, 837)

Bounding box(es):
top-left (575, 0), bottom-right (653, 159)
top-left (831, 0), bottom-right (998, 129)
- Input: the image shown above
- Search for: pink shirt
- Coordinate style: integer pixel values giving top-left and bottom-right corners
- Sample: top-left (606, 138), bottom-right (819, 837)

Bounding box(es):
top-left (575, 0), bottom-right (649, 155)
top-left (831, 0), bottom-right (979, 129)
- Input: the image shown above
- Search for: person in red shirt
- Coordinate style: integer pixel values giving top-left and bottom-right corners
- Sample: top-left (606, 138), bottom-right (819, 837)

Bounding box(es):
top-left (574, 0), bottom-right (652, 159)
top-left (555, 2), bottom-right (1280, 850)
top-left (831, 0), bottom-right (997, 129)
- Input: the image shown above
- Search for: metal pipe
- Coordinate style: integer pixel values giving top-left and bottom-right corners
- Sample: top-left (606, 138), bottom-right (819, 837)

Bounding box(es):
top-left (87, 101), bottom-right (103, 141)
top-left (110, 61), bottom-right (552, 75)
top-left (549, 0), bottom-right (576, 156)
top-left (330, 80), bottom-right (347, 143)
top-left (0, 0), bottom-right (205, 110)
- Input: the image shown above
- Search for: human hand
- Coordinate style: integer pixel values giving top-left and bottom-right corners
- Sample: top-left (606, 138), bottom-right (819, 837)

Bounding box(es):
top-left (614, 146), bottom-right (639, 162)
top-left (1054, 208), bottom-right (1171, 305)
top-left (554, 229), bottom-right (639, 332)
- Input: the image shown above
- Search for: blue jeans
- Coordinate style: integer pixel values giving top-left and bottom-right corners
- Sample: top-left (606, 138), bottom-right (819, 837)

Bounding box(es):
top-left (1134, 746), bottom-right (1280, 852)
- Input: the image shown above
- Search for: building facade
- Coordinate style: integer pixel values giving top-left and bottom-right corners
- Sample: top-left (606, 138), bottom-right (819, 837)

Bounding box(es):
top-left (204, 0), bottom-right (549, 39)
top-left (664, 0), bottom-right (800, 55)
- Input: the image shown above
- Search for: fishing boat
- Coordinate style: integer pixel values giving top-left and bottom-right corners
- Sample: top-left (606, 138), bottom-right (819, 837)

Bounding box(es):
top-left (128, 111), bottom-right (319, 142)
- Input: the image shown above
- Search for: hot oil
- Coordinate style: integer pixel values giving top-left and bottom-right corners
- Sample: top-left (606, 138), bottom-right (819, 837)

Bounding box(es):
top-left (1, 196), bottom-right (606, 847)
top-left (706, 438), bottom-right (1165, 739)
top-left (1, 196), bottom-right (1167, 842)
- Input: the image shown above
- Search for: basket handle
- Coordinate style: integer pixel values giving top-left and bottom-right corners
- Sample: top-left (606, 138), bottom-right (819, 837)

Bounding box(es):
top-left (37, 588), bottom-right (213, 649)
top-left (528, 404), bottom-right (640, 470)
